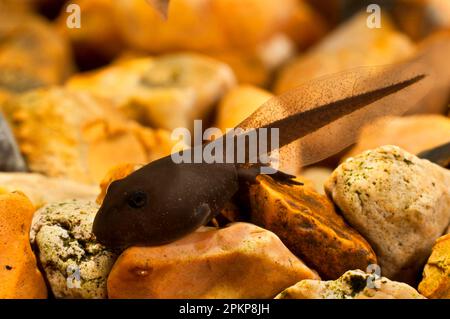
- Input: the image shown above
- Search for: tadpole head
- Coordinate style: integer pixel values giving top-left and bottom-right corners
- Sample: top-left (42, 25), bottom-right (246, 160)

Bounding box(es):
top-left (92, 157), bottom-right (241, 249)
top-left (92, 178), bottom-right (151, 248)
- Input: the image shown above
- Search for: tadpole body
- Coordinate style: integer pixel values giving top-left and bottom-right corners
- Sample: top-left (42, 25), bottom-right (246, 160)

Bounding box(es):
top-left (93, 53), bottom-right (437, 248)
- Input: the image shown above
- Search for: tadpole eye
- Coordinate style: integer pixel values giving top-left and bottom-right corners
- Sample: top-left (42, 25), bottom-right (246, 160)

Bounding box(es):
top-left (127, 191), bottom-right (148, 209)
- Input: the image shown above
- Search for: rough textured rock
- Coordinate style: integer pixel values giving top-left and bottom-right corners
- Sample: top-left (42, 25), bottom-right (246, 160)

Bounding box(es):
top-left (325, 145), bottom-right (450, 283)
top-left (0, 172), bottom-right (98, 208)
top-left (276, 270), bottom-right (425, 299)
top-left (249, 175), bottom-right (376, 280)
top-left (67, 54), bottom-right (236, 131)
top-left (275, 12), bottom-right (414, 94)
top-left (2, 88), bottom-right (179, 184)
top-left (345, 115), bottom-right (450, 160)
top-left (107, 222), bottom-right (319, 299)
top-left (419, 234), bottom-right (450, 299)
top-left (0, 191), bottom-right (47, 299)
top-left (31, 200), bottom-right (117, 299)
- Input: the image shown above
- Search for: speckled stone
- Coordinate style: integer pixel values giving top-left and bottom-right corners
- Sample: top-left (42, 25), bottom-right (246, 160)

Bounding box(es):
top-left (31, 200), bottom-right (117, 299)
top-left (325, 145), bottom-right (450, 284)
top-left (276, 270), bottom-right (425, 299)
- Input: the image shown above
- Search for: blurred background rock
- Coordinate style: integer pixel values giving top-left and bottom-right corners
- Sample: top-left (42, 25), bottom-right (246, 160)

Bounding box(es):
top-left (0, 0), bottom-right (449, 180)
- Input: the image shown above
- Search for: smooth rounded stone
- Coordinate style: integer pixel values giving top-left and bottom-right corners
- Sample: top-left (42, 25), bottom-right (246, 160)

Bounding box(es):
top-left (407, 32), bottom-right (450, 115)
top-left (419, 234), bottom-right (450, 299)
top-left (0, 0), bottom-right (32, 12)
top-left (283, 0), bottom-right (327, 49)
top-left (106, 0), bottom-right (324, 85)
top-left (215, 85), bottom-right (273, 131)
top-left (249, 175), bottom-right (376, 280)
top-left (67, 54), bottom-right (236, 131)
top-left (31, 200), bottom-right (117, 299)
top-left (300, 166), bottom-right (333, 194)
top-left (276, 270), bottom-right (425, 299)
top-left (143, 0), bottom-right (170, 18)
top-left (345, 115), bottom-right (450, 160)
top-left (0, 191), bottom-right (47, 299)
top-left (274, 12), bottom-right (415, 94)
top-left (337, 0), bottom-right (395, 19)
top-left (56, 0), bottom-right (322, 85)
top-left (392, 0), bottom-right (450, 40)
top-left (111, 0), bottom-right (299, 52)
top-left (0, 7), bottom-right (73, 93)
top-left (58, 0), bottom-right (300, 86)
top-left (0, 172), bottom-right (98, 208)
top-left (107, 222), bottom-right (319, 299)
top-left (0, 89), bottom-right (11, 105)
top-left (0, 112), bottom-right (27, 171)
top-left (325, 145), bottom-right (450, 283)
top-left (2, 87), bottom-right (179, 184)
top-left (208, 33), bottom-right (297, 86)
top-left (56, 0), bottom-right (125, 68)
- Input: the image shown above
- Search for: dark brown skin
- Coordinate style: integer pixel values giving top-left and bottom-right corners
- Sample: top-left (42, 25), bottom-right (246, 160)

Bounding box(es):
top-left (93, 67), bottom-right (428, 249)
top-left (93, 154), bottom-right (239, 247)
top-left (93, 145), bottom-right (300, 248)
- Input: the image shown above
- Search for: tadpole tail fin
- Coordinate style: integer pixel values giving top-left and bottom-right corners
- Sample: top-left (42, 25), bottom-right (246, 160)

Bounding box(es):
top-left (261, 73), bottom-right (426, 148)
top-left (236, 53), bottom-right (435, 170)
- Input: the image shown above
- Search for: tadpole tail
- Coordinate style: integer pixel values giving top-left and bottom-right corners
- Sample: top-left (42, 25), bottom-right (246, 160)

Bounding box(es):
top-left (234, 55), bottom-right (435, 169)
top-left (261, 74), bottom-right (426, 150)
